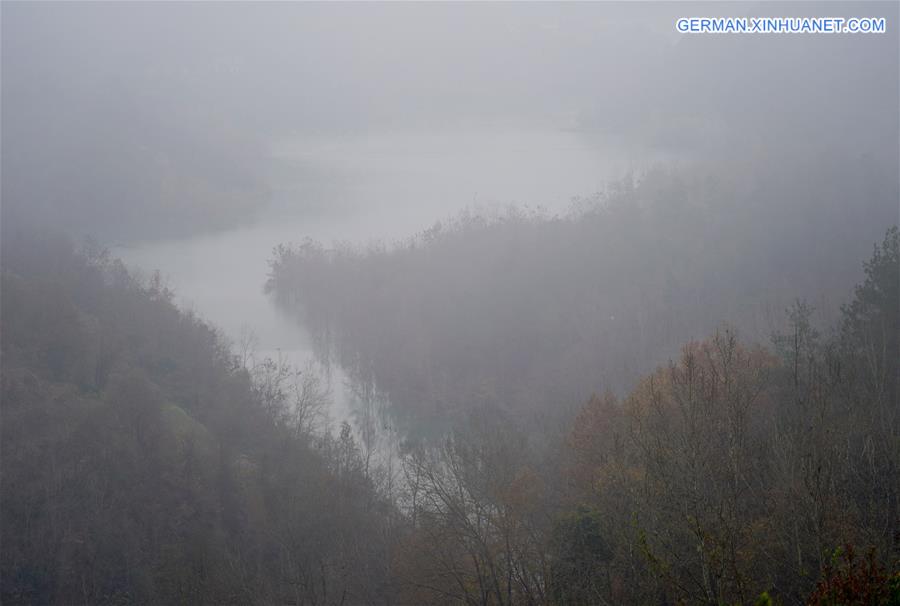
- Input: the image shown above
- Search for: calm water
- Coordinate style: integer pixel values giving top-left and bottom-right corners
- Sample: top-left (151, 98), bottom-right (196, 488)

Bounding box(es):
top-left (118, 127), bottom-right (654, 428)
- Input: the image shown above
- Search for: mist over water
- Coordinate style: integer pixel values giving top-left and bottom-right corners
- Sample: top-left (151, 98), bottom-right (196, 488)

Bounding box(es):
top-left (117, 126), bottom-right (655, 425)
top-left (3, 3), bottom-right (898, 603)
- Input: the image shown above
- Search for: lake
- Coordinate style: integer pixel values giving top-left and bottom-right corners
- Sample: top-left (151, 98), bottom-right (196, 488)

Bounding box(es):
top-left (118, 126), bottom-right (655, 430)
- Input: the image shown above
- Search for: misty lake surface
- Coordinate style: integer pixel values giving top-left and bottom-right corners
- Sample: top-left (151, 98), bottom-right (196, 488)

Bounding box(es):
top-left (118, 127), bottom-right (652, 426)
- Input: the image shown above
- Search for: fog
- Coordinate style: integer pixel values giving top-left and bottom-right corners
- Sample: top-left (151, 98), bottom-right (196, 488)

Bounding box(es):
top-left (2, 2), bottom-right (898, 604)
top-left (118, 128), bottom-right (654, 395)
top-left (9, 2), bottom-right (894, 242)
top-left (7, 0), bottom-right (894, 371)
top-left (3, 2), bottom-right (700, 421)
top-left (3, 3), bottom-right (677, 241)
top-left (5, 1), bottom-right (894, 244)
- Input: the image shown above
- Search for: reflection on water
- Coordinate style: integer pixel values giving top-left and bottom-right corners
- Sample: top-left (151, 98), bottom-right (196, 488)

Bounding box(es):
top-left (117, 127), bottom-right (652, 433)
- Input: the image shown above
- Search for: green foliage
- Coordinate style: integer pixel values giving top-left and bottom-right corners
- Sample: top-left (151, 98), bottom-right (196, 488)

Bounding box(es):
top-left (755, 591), bottom-right (774, 606)
top-left (549, 506), bottom-right (612, 605)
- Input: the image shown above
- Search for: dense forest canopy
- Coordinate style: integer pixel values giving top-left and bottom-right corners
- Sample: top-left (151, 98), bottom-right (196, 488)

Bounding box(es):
top-left (1, 229), bottom-right (398, 604)
top-left (2, 2), bottom-right (899, 605)
top-left (266, 165), bottom-right (896, 436)
top-left (3, 220), bottom-right (897, 604)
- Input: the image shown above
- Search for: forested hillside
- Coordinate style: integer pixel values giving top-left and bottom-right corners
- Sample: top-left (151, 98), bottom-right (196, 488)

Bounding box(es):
top-left (266, 168), bottom-right (896, 435)
top-left (4, 224), bottom-right (896, 604)
top-left (0, 230), bottom-right (397, 604)
top-left (3, 3), bottom-right (898, 605)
